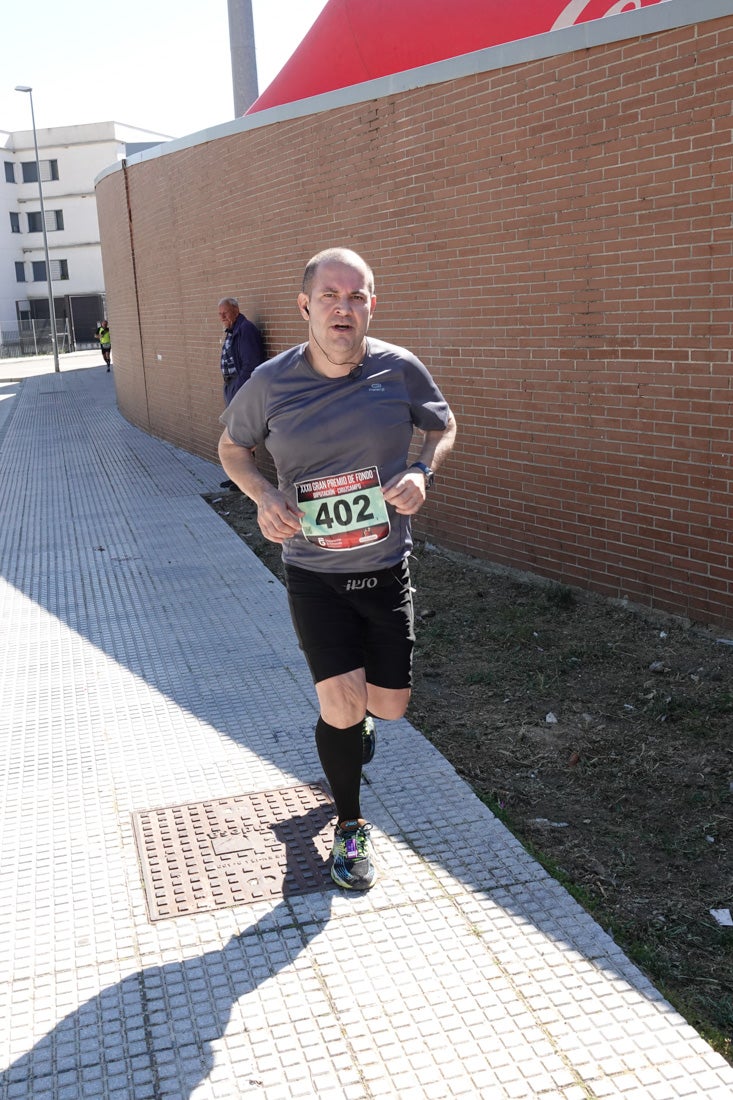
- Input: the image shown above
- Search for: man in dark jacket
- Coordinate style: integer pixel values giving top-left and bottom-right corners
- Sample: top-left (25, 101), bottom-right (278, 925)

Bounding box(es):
top-left (218, 297), bottom-right (266, 405)
top-left (218, 296), bottom-right (266, 490)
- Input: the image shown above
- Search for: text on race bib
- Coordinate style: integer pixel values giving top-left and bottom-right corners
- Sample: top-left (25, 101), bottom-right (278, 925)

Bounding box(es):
top-left (295, 466), bottom-right (390, 551)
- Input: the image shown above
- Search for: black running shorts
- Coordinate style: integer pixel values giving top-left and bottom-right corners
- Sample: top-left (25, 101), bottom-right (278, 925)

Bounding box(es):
top-left (284, 560), bottom-right (415, 688)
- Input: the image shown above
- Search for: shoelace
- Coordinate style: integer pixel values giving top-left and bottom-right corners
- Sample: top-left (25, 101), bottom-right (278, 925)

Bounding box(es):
top-left (337, 823), bottom-right (371, 860)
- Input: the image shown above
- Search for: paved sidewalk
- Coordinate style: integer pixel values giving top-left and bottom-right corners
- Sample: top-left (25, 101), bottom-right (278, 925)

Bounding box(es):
top-left (0, 347), bottom-right (102, 381)
top-left (1, 361), bottom-right (731, 1100)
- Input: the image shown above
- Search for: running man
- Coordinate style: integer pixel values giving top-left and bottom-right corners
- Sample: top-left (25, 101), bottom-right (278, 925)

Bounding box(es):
top-left (95, 319), bottom-right (111, 371)
top-left (218, 247), bottom-right (457, 890)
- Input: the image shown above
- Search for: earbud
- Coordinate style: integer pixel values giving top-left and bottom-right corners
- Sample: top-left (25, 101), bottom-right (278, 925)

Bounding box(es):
top-left (304, 305), bottom-right (310, 316)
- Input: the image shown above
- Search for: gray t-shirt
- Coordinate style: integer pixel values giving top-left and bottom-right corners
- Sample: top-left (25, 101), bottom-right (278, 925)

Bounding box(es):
top-left (219, 337), bottom-right (451, 572)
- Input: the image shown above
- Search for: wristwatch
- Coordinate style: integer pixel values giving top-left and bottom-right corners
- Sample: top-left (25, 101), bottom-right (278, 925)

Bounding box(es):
top-left (410, 461), bottom-right (435, 489)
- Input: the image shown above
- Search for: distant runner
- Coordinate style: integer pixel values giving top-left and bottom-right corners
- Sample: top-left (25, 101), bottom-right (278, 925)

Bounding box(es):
top-left (95, 319), bottom-right (111, 371)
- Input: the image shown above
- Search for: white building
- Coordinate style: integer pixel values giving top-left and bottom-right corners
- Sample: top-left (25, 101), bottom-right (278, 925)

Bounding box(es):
top-left (0, 121), bottom-right (169, 355)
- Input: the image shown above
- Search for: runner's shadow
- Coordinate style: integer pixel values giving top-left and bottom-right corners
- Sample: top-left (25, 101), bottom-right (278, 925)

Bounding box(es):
top-left (0, 809), bottom-right (334, 1100)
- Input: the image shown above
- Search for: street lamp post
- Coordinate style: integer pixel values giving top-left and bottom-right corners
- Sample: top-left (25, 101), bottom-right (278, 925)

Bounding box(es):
top-left (14, 85), bottom-right (60, 373)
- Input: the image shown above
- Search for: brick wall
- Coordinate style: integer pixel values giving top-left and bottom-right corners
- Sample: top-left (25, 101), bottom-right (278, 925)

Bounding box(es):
top-left (96, 14), bottom-right (733, 628)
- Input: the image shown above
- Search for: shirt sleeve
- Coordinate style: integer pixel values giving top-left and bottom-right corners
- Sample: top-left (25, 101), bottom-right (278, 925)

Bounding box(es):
top-left (219, 365), bottom-right (269, 449)
top-left (404, 353), bottom-right (451, 431)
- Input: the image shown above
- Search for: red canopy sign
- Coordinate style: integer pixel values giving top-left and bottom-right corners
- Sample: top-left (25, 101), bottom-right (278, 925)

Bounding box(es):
top-left (247, 0), bottom-right (668, 114)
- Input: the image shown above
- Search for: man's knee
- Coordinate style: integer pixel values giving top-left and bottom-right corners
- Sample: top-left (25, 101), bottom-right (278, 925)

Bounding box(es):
top-left (316, 670), bottom-right (368, 727)
top-left (367, 686), bottom-right (411, 722)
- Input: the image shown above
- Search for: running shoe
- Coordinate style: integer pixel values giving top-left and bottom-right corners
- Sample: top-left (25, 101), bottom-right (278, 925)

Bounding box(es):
top-left (331, 820), bottom-right (378, 890)
top-left (362, 716), bottom-right (376, 765)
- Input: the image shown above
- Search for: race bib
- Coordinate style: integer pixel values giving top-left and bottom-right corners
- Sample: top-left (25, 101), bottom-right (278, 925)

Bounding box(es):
top-left (295, 466), bottom-right (390, 551)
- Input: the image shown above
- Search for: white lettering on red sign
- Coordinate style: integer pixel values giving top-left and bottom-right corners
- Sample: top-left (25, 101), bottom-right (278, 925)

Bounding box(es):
top-left (552, 0), bottom-right (648, 32)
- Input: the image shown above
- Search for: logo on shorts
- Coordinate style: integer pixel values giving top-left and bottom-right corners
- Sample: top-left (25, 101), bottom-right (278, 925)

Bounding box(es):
top-left (345, 576), bottom-right (378, 591)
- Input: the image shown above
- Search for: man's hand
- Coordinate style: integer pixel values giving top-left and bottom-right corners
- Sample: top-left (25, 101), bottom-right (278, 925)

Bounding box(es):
top-left (382, 413), bottom-right (456, 515)
top-left (382, 470), bottom-right (427, 516)
top-left (256, 487), bottom-right (303, 544)
top-left (219, 428), bottom-right (301, 543)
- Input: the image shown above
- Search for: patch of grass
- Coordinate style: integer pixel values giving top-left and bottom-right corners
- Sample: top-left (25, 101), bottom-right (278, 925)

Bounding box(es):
top-left (463, 668), bottom-right (496, 686)
top-left (709, 690), bottom-right (733, 714)
top-left (544, 583), bottom-right (577, 609)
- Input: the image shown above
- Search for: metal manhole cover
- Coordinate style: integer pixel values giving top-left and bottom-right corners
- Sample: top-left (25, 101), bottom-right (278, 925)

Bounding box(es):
top-left (133, 784), bottom-right (335, 921)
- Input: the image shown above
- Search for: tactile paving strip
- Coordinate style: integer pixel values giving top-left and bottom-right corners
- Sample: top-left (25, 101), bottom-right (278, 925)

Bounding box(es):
top-left (133, 784), bottom-right (336, 921)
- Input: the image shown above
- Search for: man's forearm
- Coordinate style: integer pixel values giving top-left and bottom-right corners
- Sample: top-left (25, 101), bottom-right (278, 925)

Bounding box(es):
top-left (219, 429), bottom-right (302, 543)
top-left (417, 410), bottom-right (457, 471)
top-left (218, 430), bottom-right (273, 504)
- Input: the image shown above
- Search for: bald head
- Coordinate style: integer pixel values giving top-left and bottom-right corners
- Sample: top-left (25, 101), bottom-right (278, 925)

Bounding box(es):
top-left (302, 248), bottom-right (375, 297)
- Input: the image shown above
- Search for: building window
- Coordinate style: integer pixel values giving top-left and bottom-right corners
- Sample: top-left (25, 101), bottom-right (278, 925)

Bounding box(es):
top-left (27, 209), bottom-right (64, 232)
top-left (21, 159), bottom-right (59, 184)
top-left (10, 212), bottom-right (20, 233)
top-left (4, 161), bottom-right (15, 183)
top-left (32, 259), bottom-right (69, 281)
top-left (15, 261), bottom-right (26, 283)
